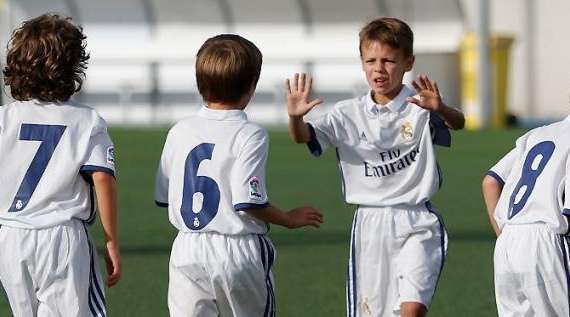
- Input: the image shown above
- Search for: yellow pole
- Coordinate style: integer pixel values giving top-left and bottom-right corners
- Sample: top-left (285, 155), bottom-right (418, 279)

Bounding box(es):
top-left (460, 33), bottom-right (514, 129)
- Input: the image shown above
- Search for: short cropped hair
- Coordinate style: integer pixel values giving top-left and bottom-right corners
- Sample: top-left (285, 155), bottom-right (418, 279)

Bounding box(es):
top-left (196, 34), bottom-right (262, 105)
top-left (359, 17), bottom-right (414, 57)
top-left (3, 13), bottom-right (89, 102)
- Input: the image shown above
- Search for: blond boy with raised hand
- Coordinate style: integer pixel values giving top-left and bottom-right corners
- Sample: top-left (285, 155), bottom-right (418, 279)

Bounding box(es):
top-left (0, 13), bottom-right (120, 316)
top-left (155, 34), bottom-right (323, 317)
top-left (286, 17), bottom-right (464, 317)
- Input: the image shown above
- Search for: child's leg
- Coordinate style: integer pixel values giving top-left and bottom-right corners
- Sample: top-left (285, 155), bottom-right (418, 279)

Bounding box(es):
top-left (348, 207), bottom-right (399, 317)
top-left (496, 225), bottom-right (569, 316)
top-left (494, 232), bottom-right (532, 317)
top-left (168, 232), bottom-right (218, 317)
top-left (212, 234), bottom-right (275, 317)
top-left (168, 232), bottom-right (272, 317)
top-left (0, 226), bottom-right (39, 316)
top-left (395, 204), bottom-right (447, 315)
top-left (0, 221), bottom-right (100, 317)
top-left (37, 221), bottom-right (102, 317)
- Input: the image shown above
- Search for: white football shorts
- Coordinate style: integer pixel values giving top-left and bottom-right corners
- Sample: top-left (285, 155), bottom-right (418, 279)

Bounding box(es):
top-left (168, 232), bottom-right (276, 317)
top-left (0, 220), bottom-right (106, 317)
top-left (346, 203), bottom-right (448, 317)
top-left (494, 224), bottom-right (570, 317)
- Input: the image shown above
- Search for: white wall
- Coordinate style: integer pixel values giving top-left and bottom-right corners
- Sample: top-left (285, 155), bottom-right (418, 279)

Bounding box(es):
top-left (461, 0), bottom-right (570, 121)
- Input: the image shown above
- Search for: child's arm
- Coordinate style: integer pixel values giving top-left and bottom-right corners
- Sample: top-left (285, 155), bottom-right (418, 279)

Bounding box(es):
top-left (92, 171), bottom-right (121, 287)
top-left (285, 73), bottom-right (323, 143)
top-left (406, 74), bottom-right (465, 130)
top-left (244, 204), bottom-right (323, 229)
top-left (482, 175), bottom-right (502, 236)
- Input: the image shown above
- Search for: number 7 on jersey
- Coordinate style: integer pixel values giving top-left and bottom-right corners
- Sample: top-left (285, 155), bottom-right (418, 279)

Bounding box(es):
top-left (9, 124), bottom-right (67, 212)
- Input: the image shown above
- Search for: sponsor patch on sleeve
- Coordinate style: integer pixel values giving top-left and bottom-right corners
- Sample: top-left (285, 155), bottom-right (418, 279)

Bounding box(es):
top-left (248, 176), bottom-right (263, 201)
top-left (106, 146), bottom-right (115, 165)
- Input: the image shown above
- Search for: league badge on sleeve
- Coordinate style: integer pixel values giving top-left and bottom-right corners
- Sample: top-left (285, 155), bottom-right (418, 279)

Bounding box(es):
top-left (400, 122), bottom-right (414, 141)
top-left (248, 176), bottom-right (263, 201)
top-left (106, 146), bottom-right (115, 165)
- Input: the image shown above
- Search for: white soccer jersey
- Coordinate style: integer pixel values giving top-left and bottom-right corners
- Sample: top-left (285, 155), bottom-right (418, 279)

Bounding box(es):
top-left (155, 106), bottom-right (269, 235)
top-left (307, 86), bottom-right (450, 207)
top-left (0, 100), bottom-right (115, 229)
top-left (488, 116), bottom-right (570, 233)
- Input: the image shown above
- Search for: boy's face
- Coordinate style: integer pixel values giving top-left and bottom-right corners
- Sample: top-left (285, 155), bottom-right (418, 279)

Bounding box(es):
top-left (361, 41), bottom-right (414, 105)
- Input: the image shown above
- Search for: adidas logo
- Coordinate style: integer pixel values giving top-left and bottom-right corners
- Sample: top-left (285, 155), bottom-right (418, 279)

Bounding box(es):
top-left (360, 132), bottom-right (368, 141)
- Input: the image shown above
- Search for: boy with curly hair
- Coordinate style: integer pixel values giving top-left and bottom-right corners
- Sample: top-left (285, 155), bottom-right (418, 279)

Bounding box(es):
top-left (0, 13), bottom-right (120, 316)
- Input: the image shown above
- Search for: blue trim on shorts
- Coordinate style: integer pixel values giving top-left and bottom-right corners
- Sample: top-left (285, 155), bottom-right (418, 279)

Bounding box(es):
top-left (425, 201), bottom-right (447, 301)
top-left (559, 235), bottom-right (570, 317)
top-left (258, 235), bottom-right (276, 317)
top-left (82, 224), bottom-right (106, 317)
top-left (347, 210), bottom-right (358, 317)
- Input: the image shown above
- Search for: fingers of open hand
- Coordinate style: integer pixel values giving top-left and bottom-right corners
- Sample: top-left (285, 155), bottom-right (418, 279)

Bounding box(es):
top-left (420, 75), bottom-right (434, 91)
top-left (293, 73), bottom-right (299, 92)
top-left (285, 79), bottom-right (292, 95)
top-left (298, 73), bottom-right (306, 92)
top-left (433, 81), bottom-right (440, 96)
top-left (411, 78), bottom-right (422, 92)
top-left (308, 98), bottom-right (323, 109)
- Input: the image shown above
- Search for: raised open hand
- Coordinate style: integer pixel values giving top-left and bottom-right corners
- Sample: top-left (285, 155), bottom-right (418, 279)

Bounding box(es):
top-left (406, 74), bottom-right (443, 112)
top-left (285, 73), bottom-right (323, 117)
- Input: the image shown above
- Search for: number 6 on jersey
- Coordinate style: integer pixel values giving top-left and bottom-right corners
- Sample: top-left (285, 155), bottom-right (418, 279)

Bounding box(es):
top-left (180, 143), bottom-right (220, 230)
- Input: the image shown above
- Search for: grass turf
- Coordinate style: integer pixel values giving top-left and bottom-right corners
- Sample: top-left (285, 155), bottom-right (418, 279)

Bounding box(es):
top-left (0, 127), bottom-right (524, 316)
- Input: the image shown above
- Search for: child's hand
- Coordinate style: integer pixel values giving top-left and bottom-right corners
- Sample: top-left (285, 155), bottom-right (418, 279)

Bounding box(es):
top-left (285, 206), bottom-right (324, 229)
top-left (285, 73), bottom-right (323, 118)
top-left (105, 240), bottom-right (122, 287)
top-left (406, 74), bottom-right (443, 112)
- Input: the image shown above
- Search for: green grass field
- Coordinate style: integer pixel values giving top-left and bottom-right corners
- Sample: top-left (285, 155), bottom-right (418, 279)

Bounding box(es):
top-left (0, 127), bottom-right (525, 316)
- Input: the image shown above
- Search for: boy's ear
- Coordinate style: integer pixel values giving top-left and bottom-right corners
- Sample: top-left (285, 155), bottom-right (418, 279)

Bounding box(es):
top-left (405, 55), bottom-right (415, 72)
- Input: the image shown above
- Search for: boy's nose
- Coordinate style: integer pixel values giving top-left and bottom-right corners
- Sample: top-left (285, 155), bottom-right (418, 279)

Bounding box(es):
top-left (374, 63), bottom-right (385, 72)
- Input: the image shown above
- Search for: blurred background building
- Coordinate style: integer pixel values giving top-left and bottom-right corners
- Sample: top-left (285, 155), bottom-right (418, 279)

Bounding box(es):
top-left (0, 0), bottom-right (567, 127)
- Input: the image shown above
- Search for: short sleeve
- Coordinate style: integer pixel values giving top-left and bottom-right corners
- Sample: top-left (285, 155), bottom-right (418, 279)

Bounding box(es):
top-left (154, 133), bottom-right (171, 207)
top-left (429, 112), bottom-right (451, 147)
top-left (80, 119), bottom-right (115, 178)
top-left (231, 128), bottom-right (269, 210)
top-left (306, 108), bottom-right (343, 157)
top-left (486, 148), bottom-right (518, 187)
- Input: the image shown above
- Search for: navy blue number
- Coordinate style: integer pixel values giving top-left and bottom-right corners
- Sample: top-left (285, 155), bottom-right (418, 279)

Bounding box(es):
top-left (9, 124), bottom-right (67, 212)
top-left (180, 143), bottom-right (220, 230)
top-left (508, 141), bottom-right (555, 219)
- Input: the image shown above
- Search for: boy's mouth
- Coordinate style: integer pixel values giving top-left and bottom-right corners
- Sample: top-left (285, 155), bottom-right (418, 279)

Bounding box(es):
top-left (373, 78), bottom-right (388, 86)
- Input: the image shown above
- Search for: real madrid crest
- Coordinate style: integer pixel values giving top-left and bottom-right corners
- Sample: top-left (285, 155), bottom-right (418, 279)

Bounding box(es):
top-left (400, 121), bottom-right (413, 140)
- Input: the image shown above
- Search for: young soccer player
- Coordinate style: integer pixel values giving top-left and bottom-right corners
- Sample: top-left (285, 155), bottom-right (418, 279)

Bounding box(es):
top-left (154, 34), bottom-right (323, 317)
top-left (483, 117), bottom-right (570, 315)
top-left (285, 17), bottom-right (465, 316)
top-left (0, 13), bottom-right (120, 316)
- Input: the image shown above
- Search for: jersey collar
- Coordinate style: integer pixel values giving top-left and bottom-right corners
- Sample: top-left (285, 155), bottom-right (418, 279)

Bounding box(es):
top-left (365, 85), bottom-right (415, 116)
top-left (198, 106), bottom-right (248, 121)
